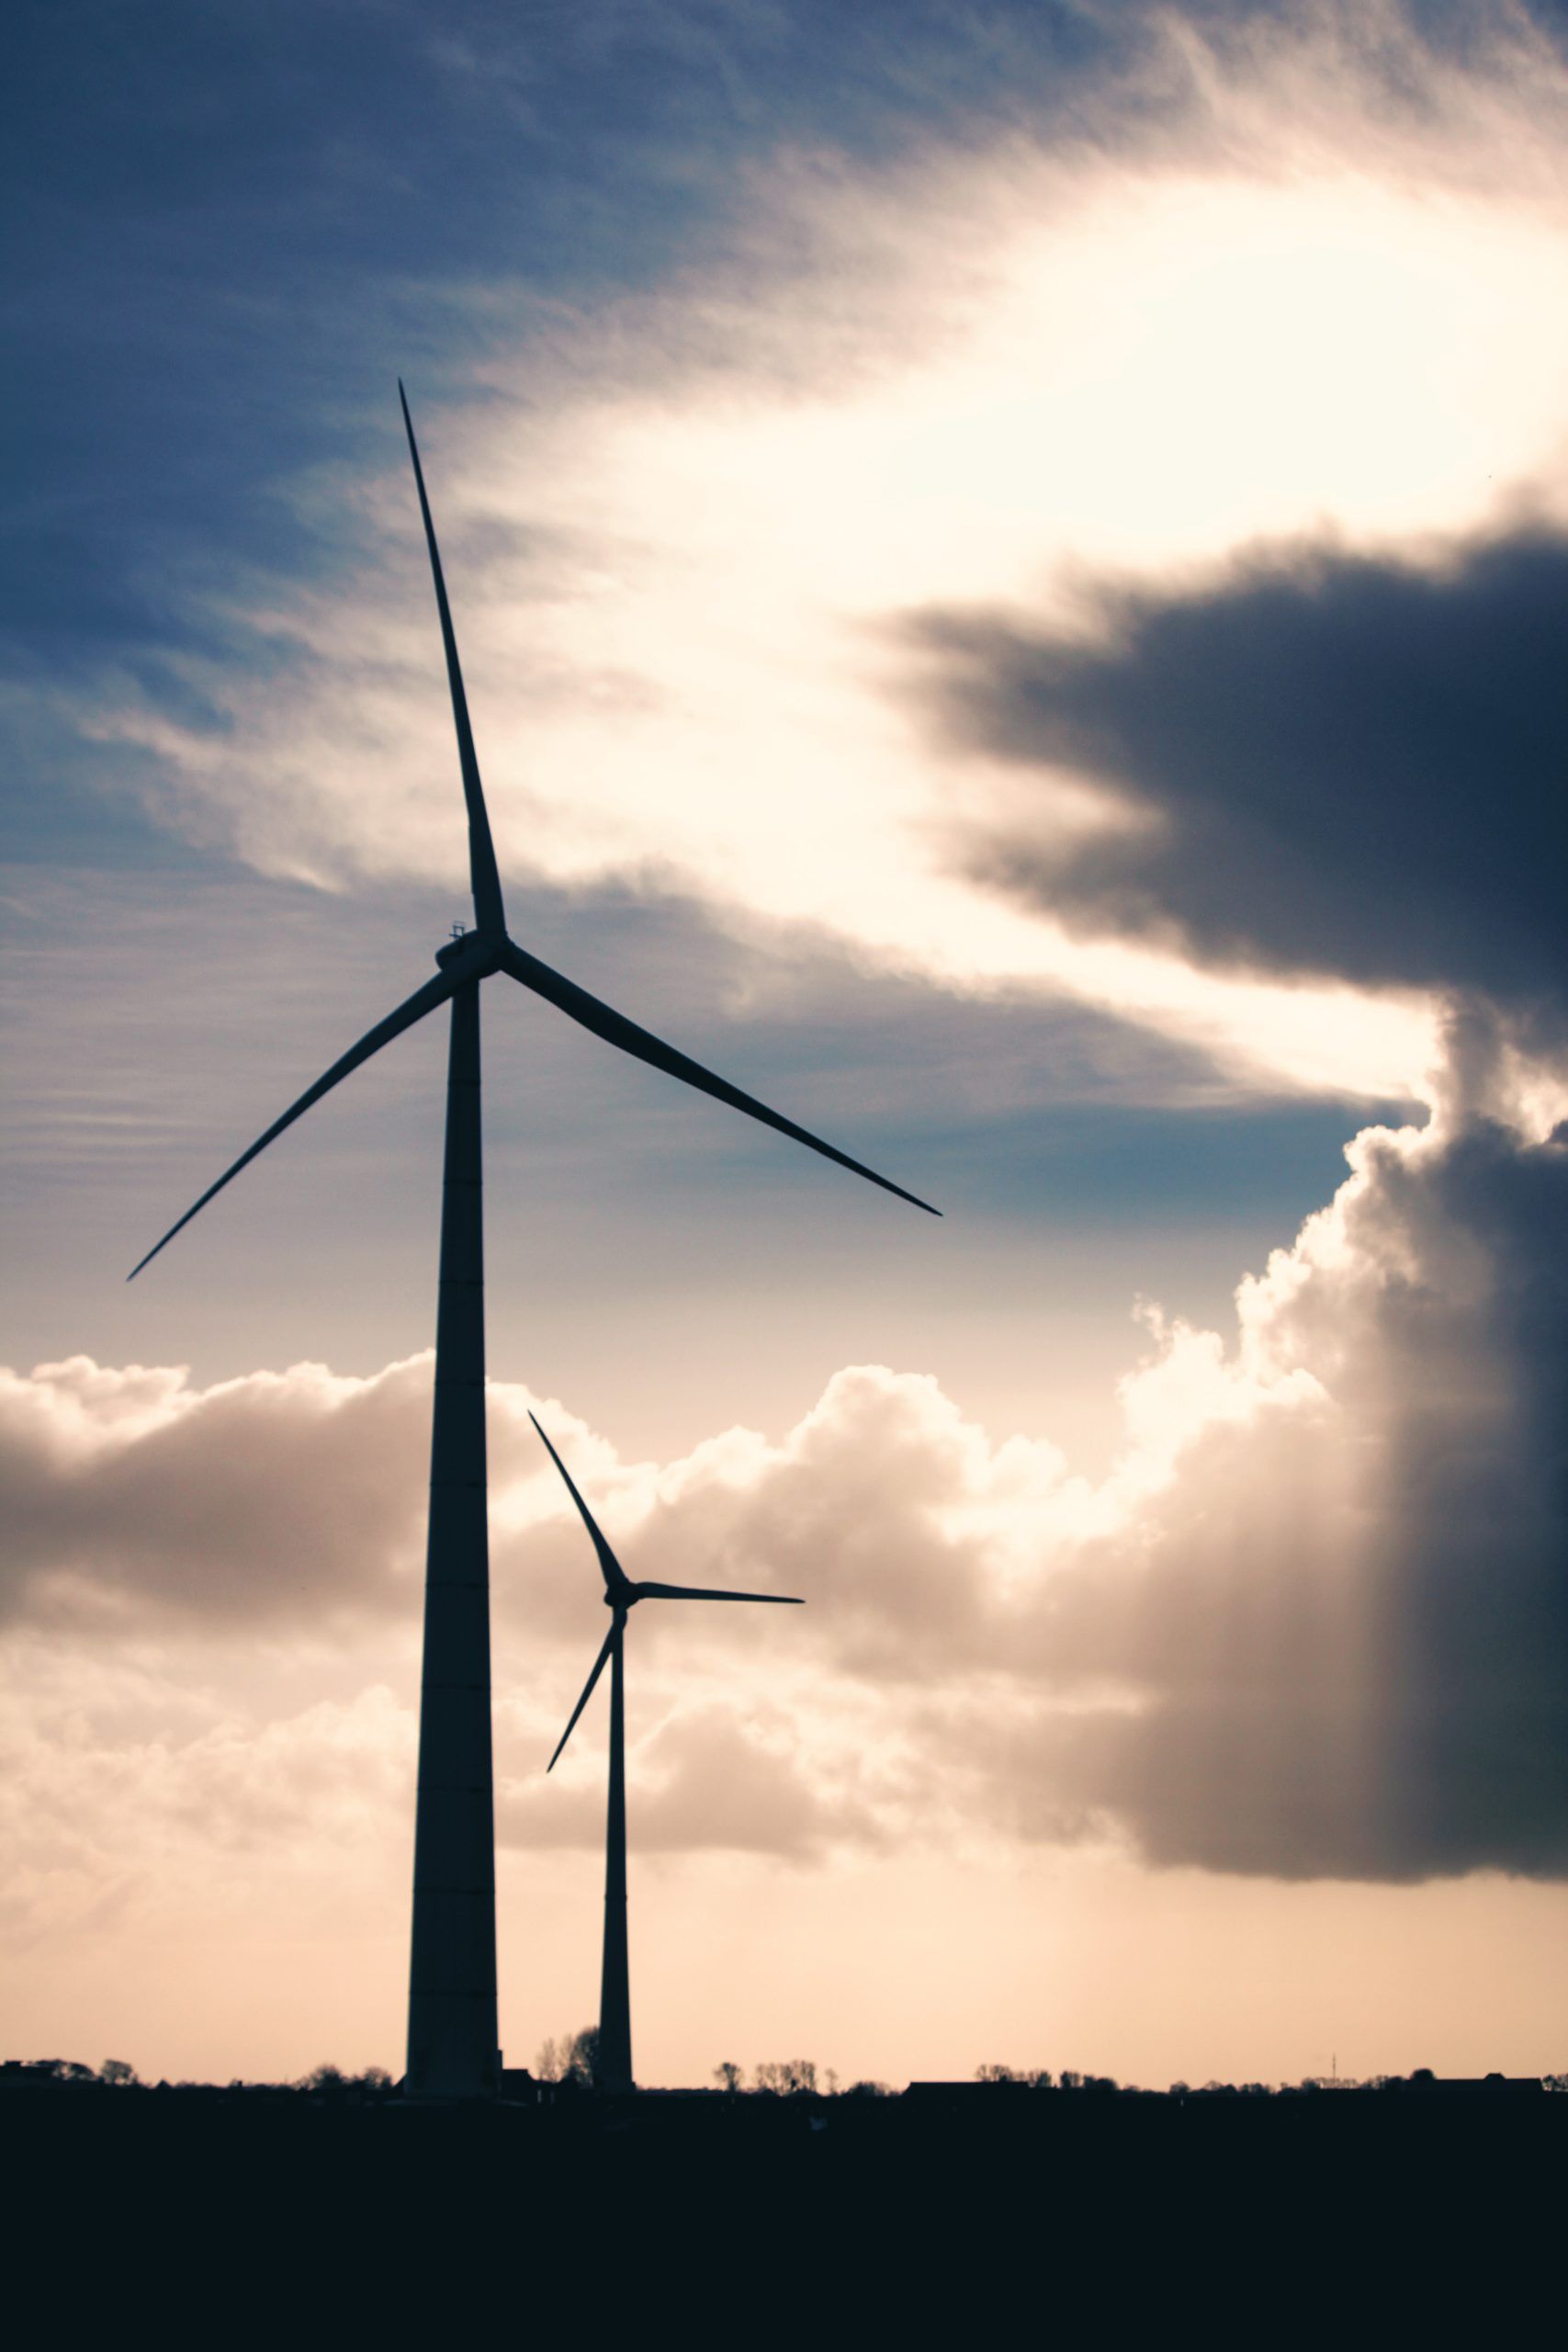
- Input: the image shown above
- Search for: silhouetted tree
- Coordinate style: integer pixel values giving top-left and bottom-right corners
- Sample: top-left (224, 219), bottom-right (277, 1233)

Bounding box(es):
top-left (714, 2062), bottom-right (743, 2095)
top-left (297, 2064), bottom-right (394, 2098)
top-left (842, 2079), bottom-right (892, 2098)
top-left (753, 2059), bottom-right (817, 2096)
top-left (99, 2060), bottom-right (138, 2087)
top-left (536, 2028), bottom-right (601, 2086)
top-left (975, 2064), bottom-right (1019, 2084)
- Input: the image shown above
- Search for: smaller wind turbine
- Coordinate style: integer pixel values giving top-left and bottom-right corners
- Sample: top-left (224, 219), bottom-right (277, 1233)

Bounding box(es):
top-left (531, 1411), bottom-right (801, 2096)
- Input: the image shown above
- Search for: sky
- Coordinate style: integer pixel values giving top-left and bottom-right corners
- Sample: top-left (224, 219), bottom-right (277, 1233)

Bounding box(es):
top-left (4, 0), bottom-right (1566, 2089)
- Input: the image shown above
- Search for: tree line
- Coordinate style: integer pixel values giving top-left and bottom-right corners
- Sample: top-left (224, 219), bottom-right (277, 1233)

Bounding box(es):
top-left (10, 2052), bottom-right (1563, 2098)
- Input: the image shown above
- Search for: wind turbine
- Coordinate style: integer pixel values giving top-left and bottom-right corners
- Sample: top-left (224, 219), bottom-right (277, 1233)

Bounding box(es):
top-left (531, 1411), bottom-right (801, 2096)
top-left (130, 385), bottom-right (937, 2102)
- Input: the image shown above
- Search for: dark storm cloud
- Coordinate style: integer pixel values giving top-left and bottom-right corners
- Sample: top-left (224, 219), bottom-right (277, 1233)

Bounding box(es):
top-left (1376, 1093), bottom-right (1568, 1875)
top-left (916, 526), bottom-right (1568, 1014)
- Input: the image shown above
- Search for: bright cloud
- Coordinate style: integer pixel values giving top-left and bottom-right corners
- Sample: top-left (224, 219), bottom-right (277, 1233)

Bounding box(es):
top-left (91, 21), bottom-right (1568, 1100)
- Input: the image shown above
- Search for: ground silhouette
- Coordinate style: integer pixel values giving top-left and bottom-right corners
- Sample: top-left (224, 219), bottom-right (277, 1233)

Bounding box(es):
top-left (6, 2054), bottom-right (1559, 2336)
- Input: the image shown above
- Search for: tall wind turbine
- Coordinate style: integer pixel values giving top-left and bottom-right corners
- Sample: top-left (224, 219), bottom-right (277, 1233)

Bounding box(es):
top-left (532, 1412), bottom-right (801, 2096)
top-left (130, 386), bottom-right (937, 2102)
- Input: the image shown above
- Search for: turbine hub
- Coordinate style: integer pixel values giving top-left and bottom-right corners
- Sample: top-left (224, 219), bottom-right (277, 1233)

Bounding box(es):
top-left (435, 927), bottom-right (502, 974)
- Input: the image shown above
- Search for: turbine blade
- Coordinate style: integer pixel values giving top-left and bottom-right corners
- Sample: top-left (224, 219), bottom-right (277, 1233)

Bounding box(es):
top-left (501, 940), bottom-right (939, 1216)
top-left (399, 382), bottom-right (506, 937)
top-left (635, 1581), bottom-right (803, 1605)
top-left (529, 1412), bottom-right (633, 1598)
top-left (128, 966), bottom-right (459, 1280)
top-left (547, 1624), bottom-right (617, 1772)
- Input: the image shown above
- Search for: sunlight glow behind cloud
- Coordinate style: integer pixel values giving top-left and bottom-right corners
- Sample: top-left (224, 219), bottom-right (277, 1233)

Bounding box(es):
top-left (101, 51), bottom-right (1568, 1099)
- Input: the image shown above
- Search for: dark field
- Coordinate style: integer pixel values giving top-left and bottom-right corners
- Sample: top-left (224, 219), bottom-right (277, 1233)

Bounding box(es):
top-left (8, 2075), bottom-right (1559, 2334)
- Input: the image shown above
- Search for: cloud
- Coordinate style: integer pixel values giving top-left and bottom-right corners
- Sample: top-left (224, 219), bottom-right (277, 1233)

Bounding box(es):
top-left (498, 1707), bottom-right (888, 1861)
top-left (1022, 1010), bottom-right (1568, 1879)
top-left (0, 1355), bottom-right (431, 1630)
top-left (0, 1645), bottom-right (412, 1952)
top-left (611, 1026), bottom-right (1568, 1878)
top-left (6, 1012), bottom-right (1565, 1883)
top-left (41, 4), bottom-right (1568, 1100)
top-left (914, 525), bottom-right (1568, 1021)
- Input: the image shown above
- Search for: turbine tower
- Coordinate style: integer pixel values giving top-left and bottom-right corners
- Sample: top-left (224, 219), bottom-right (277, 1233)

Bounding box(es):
top-left (130, 386), bottom-right (937, 2102)
top-left (532, 1412), bottom-right (802, 2096)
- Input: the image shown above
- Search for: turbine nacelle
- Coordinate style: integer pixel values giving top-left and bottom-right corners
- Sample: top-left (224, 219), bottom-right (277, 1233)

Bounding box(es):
top-left (434, 928), bottom-right (503, 975)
